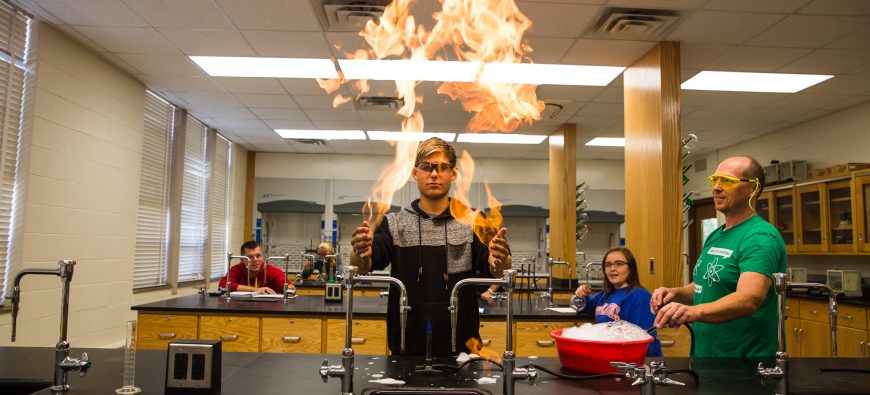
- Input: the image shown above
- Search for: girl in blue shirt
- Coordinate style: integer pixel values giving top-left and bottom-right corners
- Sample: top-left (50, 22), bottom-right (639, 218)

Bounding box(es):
top-left (574, 247), bottom-right (662, 357)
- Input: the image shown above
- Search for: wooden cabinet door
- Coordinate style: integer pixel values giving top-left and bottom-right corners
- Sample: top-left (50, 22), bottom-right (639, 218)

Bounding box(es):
top-left (855, 174), bottom-right (870, 252)
top-left (262, 317), bottom-right (323, 353)
top-left (835, 326), bottom-right (868, 358)
top-left (199, 316), bottom-right (260, 352)
top-left (478, 320), bottom-right (508, 356)
top-left (658, 325), bottom-right (692, 357)
top-left (137, 313), bottom-right (198, 350)
top-left (785, 316), bottom-right (801, 357)
top-left (801, 320), bottom-right (832, 357)
top-left (757, 191), bottom-right (773, 225)
top-left (325, 318), bottom-right (387, 355)
top-left (826, 179), bottom-right (855, 252)
top-left (773, 188), bottom-right (796, 252)
top-left (796, 183), bottom-right (826, 252)
top-left (516, 321), bottom-right (575, 357)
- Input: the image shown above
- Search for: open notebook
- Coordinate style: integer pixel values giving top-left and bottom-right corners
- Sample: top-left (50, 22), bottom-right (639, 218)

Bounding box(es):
top-left (229, 291), bottom-right (284, 300)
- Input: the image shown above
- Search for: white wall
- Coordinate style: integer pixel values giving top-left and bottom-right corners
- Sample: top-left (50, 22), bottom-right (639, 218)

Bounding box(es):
top-left (0, 23), bottom-right (248, 347)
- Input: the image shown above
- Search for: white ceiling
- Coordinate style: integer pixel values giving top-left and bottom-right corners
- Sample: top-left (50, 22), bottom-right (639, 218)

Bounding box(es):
top-left (11, 0), bottom-right (870, 160)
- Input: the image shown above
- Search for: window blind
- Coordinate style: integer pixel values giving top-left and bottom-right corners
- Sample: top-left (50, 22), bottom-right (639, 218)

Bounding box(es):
top-left (209, 135), bottom-right (231, 279)
top-left (133, 92), bottom-right (174, 288)
top-left (178, 115), bottom-right (207, 282)
top-left (0, 1), bottom-right (28, 299)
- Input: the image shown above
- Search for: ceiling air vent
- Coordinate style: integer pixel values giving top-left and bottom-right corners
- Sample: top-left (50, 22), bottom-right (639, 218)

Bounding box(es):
top-left (588, 8), bottom-right (681, 40)
top-left (356, 96), bottom-right (404, 111)
top-left (322, 0), bottom-right (389, 31)
top-left (294, 139), bottom-right (326, 146)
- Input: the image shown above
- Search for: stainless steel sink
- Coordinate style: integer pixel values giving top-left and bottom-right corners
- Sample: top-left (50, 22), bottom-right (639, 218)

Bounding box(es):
top-left (0, 378), bottom-right (52, 395)
top-left (361, 388), bottom-right (493, 395)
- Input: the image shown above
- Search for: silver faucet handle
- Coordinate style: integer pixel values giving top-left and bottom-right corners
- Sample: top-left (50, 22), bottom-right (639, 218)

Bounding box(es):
top-left (79, 352), bottom-right (91, 377)
top-left (319, 359), bottom-right (331, 383)
top-left (610, 361), bottom-right (636, 371)
top-left (379, 290), bottom-right (389, 298)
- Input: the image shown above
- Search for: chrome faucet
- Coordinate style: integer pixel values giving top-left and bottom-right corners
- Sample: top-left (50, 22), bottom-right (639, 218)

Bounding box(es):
top-left (448, 269), bottom-right (535, 395)
top-left (320, 265), bottom-right (410, 395)
top-left (300, 252), bottom-right (316, 283)
top-left (584, 261), bottom-right (602, 286)
top-left (266, 254), bottom-right (293, 299)
top-left (542, 258), bottom-right (570, 307)
top-left (10, 260), bottom-right (92, 393)
top-left (758, 273), bottom-right (838, 395)
top-left (611, 361), bottom-right (685, 395)
top-left (223, 254), bottom-right (250, 301)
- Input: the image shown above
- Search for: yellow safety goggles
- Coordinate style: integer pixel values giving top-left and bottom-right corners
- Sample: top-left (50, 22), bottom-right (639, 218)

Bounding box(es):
top-left (707, 174), bottom-right (758, 190)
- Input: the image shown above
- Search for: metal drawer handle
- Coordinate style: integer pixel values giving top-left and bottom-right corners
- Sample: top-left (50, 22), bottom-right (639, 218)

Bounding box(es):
top-left (351, 337), bottom-right (367, 344)
top-left (860, 341), bottom-right (865, 357)
top-left (536, 340), bottom-right (554, 347)
top-left (810, 310), bottom-right (818, 314)
top-left (660, 340), bottom-right (675, 347)
top-left (482, 339), bottom-right (492, 346)
top-left (843, 315), bottom-right (853, 320)
top-left (220, 334), bottom-right (239, 341)
top-left (157, 332), bottom-right (176, 340)
top-left (282, 336), bottom-right (301, 343)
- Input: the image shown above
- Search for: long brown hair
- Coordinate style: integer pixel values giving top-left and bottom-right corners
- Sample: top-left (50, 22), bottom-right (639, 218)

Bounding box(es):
top-left (602, 247), bottom-right (642, 300)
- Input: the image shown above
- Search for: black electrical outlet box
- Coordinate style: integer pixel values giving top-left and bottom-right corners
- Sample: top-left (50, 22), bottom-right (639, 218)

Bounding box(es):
top-left (165, 339), bottom-right (221, 394)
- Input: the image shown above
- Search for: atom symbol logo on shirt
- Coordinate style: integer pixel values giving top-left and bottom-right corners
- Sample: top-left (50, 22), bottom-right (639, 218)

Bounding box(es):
top-left (703, 258), bottom-right (724, 286)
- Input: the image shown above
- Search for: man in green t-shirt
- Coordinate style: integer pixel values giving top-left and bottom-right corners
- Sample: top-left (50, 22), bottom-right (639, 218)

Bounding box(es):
top-left (650, 156), bottom-right (787, 358)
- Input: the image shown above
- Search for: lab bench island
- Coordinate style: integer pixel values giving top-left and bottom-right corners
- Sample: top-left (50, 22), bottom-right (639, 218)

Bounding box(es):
top-left (2, 346), bottom-right (869, 395)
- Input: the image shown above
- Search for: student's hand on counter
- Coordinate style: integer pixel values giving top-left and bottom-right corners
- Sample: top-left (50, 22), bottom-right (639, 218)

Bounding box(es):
top-left (488, 228), bottom-right (511, 274)
top-left (256, 287), bottom-right (276, 295)
top-left (575, 284), bottom-right (592, 299)
top-left (480, 289), bottom-right (494, 302)
top-left (351, 221), bottom-right (373, 258)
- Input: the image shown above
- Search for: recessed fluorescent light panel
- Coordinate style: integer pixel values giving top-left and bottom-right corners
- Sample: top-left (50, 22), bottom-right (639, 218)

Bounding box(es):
top-left (190, 56), bottom-right (339, 79)
top-left (367, 131), bottom-right (457, 142)
top-left (585, 137), bottom-right (625, 147)
top-left (480, 63), bottom-right (624, 86)
top-left (275, 129), bottom-right (367, 140)
top-left (337, 59), bottom-right (479, 82)
top-left (456, 133), bottom-right (547, 144)
top-left (681, 71), bottom-right (833, 93)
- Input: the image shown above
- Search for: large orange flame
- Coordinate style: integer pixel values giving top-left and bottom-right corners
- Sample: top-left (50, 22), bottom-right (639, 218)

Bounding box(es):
top-left (466, 337), bottom-right (502, 365)
top-left (449, 151), bottom-right (502, 245)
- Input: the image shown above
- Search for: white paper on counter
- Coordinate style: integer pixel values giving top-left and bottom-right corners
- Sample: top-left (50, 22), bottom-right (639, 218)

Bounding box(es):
top-left (547, 307), bottom-right (577, 313)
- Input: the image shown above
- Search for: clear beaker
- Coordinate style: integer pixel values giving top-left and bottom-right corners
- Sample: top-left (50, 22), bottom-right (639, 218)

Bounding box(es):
top-left (570, 295), bottom-right (586, 312)
top-left (115, 320), bottom-right (142, 394)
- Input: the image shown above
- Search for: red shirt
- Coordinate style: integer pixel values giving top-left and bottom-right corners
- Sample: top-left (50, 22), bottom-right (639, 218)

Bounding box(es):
top-left (218, 263), bottom-right (287, 293)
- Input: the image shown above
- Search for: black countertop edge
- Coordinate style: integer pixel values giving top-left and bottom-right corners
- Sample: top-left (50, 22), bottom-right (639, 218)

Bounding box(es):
top-left (3, 347), bottom-right (870, 395)
top-left (787, 291), bottom-right (870, 307)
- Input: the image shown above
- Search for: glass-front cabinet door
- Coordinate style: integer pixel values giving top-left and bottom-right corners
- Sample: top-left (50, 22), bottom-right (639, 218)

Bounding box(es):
top-left (796, 183), bottom-right (825, 252)
top-left (773, 188), bottom-right (796, 253)
top-left (856, 173), bottom-right (870, 252)
top-left (757, 191), bottom-right (772, 224)
top-left (826, 179), bottom-right (854, 252)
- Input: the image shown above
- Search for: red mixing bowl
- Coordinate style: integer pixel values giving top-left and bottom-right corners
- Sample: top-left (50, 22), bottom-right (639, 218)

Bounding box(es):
top-left (550, 328), bottom-right (652, 374)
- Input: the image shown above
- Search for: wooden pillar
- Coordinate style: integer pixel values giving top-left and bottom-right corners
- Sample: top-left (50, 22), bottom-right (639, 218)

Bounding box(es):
top-left (548, 124), bottom-right (577, 282)
top-left (243, 151), bottom-right (256, 242)
top-left (623, 42), bottom-right (683, 290)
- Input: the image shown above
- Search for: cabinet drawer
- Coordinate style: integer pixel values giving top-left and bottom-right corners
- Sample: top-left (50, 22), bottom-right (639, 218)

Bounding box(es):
top-left (200, 316), bottom-right (260, 352)
top-left (516, 321), bottom-right (574, 357)
top-left (800, 300), bottom-right (831, 324)
top-left (784, 298), bottom-right (800, 318)
top-left (295, 288), bottom-right (323, 296)
top-left (326, 318), bottom-right (387, 355)
top-left (837, 305), bottom-right (867, 330)
top-left (137, 313), bottom-right (198, 350)
top-left (262, 317), bottom-right (323, 353)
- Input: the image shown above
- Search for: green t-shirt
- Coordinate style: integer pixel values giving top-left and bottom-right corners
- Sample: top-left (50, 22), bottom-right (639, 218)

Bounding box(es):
top-left (692, 215), bottom-right (787, 358)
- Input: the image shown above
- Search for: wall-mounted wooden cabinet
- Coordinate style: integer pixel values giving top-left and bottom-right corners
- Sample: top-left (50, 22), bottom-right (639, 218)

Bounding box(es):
top-left (759, 172), bottom-right (870, 255)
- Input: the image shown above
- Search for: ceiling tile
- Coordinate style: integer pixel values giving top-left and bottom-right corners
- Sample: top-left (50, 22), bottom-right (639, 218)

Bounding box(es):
top-left (524, 36), bottom-right (576, 63)
top-left (33, 0), bottom-right (148, 27)
top-left (250, 108), bottom-right (309, 120)
top-left (72, 26), bottom-right (178, 54)
top-left (214, 77), bottom-right (286, 94)
top-left (303, 109), bottom-right (361, 121)
top-left (711, 92), bottom-right (787, 107)
top-left (799, 0), bottom-right (870, 16)
top-left (561, 39), bottom-right (656, 66)
top-left (262, 119), bottom-right (316, 129)
top-left (122, 0), bottom-right (233, 29)
top-left (820, 95), bottom-right (870, 110)
top-left (779, 49), bottom-right (870, 74)
top-left (802, 74), bottom-right (870, 94)
top-left (826, 24), bottom-right (870, 49)
top-left (765, 93), bottom-right (851, 110)
top-left (234, 94), bottom-right (299, 108)
top-left (313, 120), bottom-right (365, 129)
top-left (748, 15), bottom-right (870, 48)
top-left (684, 105), bottom-right (755, 121)
top-left (681, 43), bottom-right (736, 69)
top-left (176, 92), bottom-right (242, 107)
top-left (157, 28), bottom-right (256, 56)
top-left (708, 46), bottom-right (812, 72)
top-left (704, 0), bottom-right (810, 13)
top-left (606, 0), bottom-right (707, 9)
top-left (200, 106), bottom-right (257, 119)
top-left (575, 102), bottom-right (623, 117)
top-left (279, 79), bottom-right (337, 95)
top-left (518, 3), bottom-right (601, 38)
top-left (241, 30), bottom-right (333, 57)
top-left (210, 118), bottom-right (268, 129)
top-left (217, 0), bottom-right (323, 31)
top-left (537, 85), bottom-right (605, 102)
top-left (294, 94), bottom-right (351, 110)
top-left (668, 11), bottom-right (785, 45)
top-left (116, 54), bottom-right (204, 76)
top-left (569, 114), bottom-right (622, 128)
